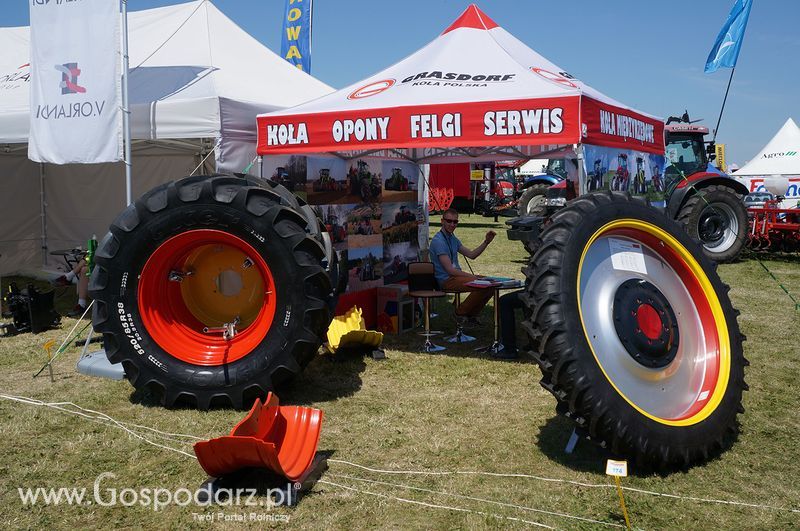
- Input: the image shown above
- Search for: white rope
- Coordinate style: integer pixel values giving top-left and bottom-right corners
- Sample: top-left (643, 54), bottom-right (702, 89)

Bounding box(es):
top-left (327, 473), bottom-right (624, 528)
top-left (46, 300), bottom-right (94, 363)
top-left (329, 458), bottom-right (611, 487)
top-left (0, 395), bottom-right (197, 458)
top-left (189, 137), bottom-right (221, 176)
top-left (620, 485), bottom-right (800, 514)
top-left (327, 459), bottom-right (800, 514)
top-left (318, 479), bottom-right (554, 529)
top-left (2, 395), bottom-right (797, 516)
top-left (131, 0), bottom-right (207, 71)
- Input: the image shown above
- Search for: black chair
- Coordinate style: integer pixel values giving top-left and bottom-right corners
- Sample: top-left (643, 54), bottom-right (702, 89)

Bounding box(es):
top-left (407, 262), bottom-right (446, 353)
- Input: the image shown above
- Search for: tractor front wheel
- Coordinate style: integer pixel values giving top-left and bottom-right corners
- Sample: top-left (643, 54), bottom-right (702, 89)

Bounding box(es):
top-left (518, 184), bottom-right (550, 217)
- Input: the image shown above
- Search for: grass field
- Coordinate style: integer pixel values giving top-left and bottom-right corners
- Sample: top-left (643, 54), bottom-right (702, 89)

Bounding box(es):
top-left (1, 216), bottom-right (799, 529)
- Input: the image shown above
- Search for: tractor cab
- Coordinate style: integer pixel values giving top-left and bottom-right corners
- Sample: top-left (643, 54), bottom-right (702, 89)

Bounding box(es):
top-left (543, 159), bottom-right (568, 180)
top-left (664, 114), bottom-right (715, 192)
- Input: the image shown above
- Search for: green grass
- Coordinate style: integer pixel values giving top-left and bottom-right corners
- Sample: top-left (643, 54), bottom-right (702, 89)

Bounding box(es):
top-left (0, 216), bottom-right (799, 529)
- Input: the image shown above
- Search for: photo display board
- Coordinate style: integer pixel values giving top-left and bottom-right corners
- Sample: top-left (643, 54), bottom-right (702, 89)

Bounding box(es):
top-left (262, 155), bottom-right (426, 321)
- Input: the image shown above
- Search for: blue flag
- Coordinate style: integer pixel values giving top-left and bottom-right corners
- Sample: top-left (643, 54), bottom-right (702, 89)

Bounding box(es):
top-left (705, 0), bottom-right (753, 73)
top-left (280, 0), bottom-right (313, 73)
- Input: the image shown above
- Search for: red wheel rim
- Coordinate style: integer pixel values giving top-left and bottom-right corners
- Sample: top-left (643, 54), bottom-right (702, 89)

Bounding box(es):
top-left (138, 229), bottom-right (277, 366)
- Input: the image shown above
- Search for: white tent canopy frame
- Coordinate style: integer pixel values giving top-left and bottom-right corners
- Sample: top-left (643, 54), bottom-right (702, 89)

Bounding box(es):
top-left (0, 0), bottom-right (333, 275)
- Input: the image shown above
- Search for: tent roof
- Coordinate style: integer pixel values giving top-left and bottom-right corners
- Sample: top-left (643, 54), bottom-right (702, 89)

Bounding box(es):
top-left (0, 0), bottom-right (333, 144)
top-left (734, 118), bottom-right (800, 176)
top-left (257, 4), bottom-right (663, 160)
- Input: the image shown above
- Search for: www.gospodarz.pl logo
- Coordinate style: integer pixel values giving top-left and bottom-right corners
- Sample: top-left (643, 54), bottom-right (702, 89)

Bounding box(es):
top-left (55, 62), bottom-right (86, 94)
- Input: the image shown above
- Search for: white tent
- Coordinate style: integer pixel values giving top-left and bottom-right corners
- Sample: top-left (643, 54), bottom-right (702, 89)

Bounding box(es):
top-left (0, 1), bottom-right (332, 275)
top-left (734, 118), bottom-right (800, 206)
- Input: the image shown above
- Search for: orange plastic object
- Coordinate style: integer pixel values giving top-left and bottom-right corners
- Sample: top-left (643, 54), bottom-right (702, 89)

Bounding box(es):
top-left (193, 393), bottom-right (323, 482)
top-left (429, 187), bottom-right (454, 213)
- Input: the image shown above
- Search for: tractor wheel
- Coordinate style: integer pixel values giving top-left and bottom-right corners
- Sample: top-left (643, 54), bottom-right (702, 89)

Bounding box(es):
top-left (522, 191), bottom-right (747, 469)
top-left (676, 185), bottom-right (747, 262)
top-left (518, 184), bottom-right (550, 217)
top-left (89, 175), bottom-right (335, 410)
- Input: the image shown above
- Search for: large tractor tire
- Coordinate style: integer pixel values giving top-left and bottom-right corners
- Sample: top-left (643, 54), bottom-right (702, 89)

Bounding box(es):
top-left (522, 191), bottom-right (747, 469)
top-left (518, 184), bottom-right (550, 217)
top-left (89, 175), bottom-right (337, 410)
top-left (676, 185), bottom-right (747, 263)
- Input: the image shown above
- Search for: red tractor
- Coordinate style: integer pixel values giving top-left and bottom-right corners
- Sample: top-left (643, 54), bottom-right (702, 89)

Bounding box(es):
top-left (611, 153), bottom-right (629, 191)
top-left (663, 112), bottom-right (749, 262)
top-left (385, 167), bottom-right (410, 191)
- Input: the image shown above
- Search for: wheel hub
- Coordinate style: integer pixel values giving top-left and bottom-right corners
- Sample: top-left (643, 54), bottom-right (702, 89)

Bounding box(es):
top-left (699, 208), bottom-right (728, 244)
top-left (613, 279), bottom-right (679, 369)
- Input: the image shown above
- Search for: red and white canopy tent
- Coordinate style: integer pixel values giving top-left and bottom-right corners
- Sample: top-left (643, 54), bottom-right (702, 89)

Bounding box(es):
top-left (256, 4), bottom-right (665, 166)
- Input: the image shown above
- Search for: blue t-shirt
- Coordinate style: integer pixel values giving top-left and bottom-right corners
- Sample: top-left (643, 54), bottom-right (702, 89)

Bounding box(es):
top-left (430, 230), bottom-right (461, 285)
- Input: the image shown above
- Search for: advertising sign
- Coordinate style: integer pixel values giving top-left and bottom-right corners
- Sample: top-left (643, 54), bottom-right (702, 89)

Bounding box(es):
top-left (583, 145), bottom-right (667, 205)
top-left (29, 0), bottom-right (121, 164)
top-left (715, 143), bottom-right (727, 172)
top-left (280, 0), bottom-right (312, 72)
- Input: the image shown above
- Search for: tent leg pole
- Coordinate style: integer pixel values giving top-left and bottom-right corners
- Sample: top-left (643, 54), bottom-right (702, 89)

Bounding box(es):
top-left (39, 163), bottom-right (48, 267)
top-left (121, 0), bottom-right (133, 205)
top-left (576, 144), bottom-right (585, 196)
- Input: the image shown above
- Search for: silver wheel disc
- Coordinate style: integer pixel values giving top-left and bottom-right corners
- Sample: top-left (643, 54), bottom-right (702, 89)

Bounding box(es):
top-left (579, 234), bottom-right (714, 420)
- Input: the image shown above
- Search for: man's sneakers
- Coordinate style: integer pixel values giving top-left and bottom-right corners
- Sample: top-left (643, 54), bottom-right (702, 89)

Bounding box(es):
top-left (67, 304), bottom-right (88, 318)
top-left (51, 275), bottom-right (72, 287)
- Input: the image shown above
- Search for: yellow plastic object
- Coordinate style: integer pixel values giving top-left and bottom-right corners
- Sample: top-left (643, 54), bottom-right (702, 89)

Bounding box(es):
top-left (326, 306), bottom-right (383, 352)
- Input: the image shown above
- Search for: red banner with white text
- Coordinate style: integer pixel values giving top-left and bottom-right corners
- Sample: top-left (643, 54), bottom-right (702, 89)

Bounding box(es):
top-left (257, 96), bottom-right (581, 155)
top-left (581, 97), bottom-right (664, 155)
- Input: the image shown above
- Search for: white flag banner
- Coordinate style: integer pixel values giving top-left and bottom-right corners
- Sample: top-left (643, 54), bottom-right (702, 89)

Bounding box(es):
top-left (29, 0), bottom-right (122, 164)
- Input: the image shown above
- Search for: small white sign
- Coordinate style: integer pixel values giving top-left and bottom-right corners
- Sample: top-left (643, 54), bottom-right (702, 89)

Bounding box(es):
top-left (606, 459), bottom-right (628, 477)
top-left (609, 238), bottom-right (647, 275)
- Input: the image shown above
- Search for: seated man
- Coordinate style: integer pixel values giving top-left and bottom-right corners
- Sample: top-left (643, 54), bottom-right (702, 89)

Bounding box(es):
top-left (430, 208), bottom-right (496, 323)
top-left (52, 258), bottom-right (90, 318)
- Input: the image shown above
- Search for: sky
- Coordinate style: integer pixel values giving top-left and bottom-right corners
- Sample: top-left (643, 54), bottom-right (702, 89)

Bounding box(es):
top-left (4, 0), bottom-right (799, 166)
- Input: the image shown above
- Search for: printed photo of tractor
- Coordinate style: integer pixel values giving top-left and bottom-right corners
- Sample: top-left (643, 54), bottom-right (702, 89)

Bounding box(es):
top-left (586, 158), bottom-right (607, 192)
top-left (314, 204), bottom-right (349, 250)
top-left (381, 202), bottom-right (419, 245)
top-left (348, 159), bottom-right (383, 203)
top-left (305, 157), bottom-right (350, 205)
top-left (611, 153), bottom-right (630, 191)
top-left (347, 246), bottom-right (383, 291)
top-left (382, 240), bottom-right (420, 284)
top-left (268, 155), bottom-right (307, 197)
top-left (345, 203), bottom-right (382, 249)
top-left (382, 161), bottom-right (419, 202)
